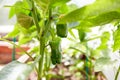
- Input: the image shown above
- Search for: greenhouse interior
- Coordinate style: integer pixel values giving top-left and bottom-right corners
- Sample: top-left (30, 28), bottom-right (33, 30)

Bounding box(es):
top-left (0, 0), bottom-right (120, 80)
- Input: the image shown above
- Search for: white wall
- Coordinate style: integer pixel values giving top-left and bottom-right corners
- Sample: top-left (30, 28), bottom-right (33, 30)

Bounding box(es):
top-left (0, 0), bottom-right (17, 25)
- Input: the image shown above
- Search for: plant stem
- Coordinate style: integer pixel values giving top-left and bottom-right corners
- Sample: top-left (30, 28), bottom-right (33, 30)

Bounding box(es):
top-left (38, 9), bottom-right (52, 80)
top-left (85, 43), bottom-right (89, 80)
top-left (84, 36), bottom-right (102, 42)
top-left (31, 0), bottom-right (52, 79)
top-left (115, 66), bottom-right (120, 80)
top-left (31, 0), bottom-right (40, 35)
top-left (38, 37), bottom-right (45, 80)
top-left (69, 47), bottom-right (86, 54)
top-left (30, 0), bottom-right (43, 79)
top-left (12, 37), bottom-right (16, 61)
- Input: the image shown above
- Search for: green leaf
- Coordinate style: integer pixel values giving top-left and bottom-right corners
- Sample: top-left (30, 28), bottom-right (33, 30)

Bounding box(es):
top-left (58, 4), bottom-right (69, 14)
top-left (5, 24), bottom-right (20, 38)
top-left (68, 29), bottom-right (76, 39)
top-left (59, 0), bottom-right (120, 23)
top-left (113, 26), bottom-right (120, 51)
top-left (17, 25), bottom-right (29, 35)
top-left (50, 0), bottom-right (70, 7)
top-left (18, 30), bottom-right (36, 45)
top-left (97, 32), bottom-right (110, 49)
top-left (90, 49), bottom-right (101, 59)
top-left (34, 0), bottom-right (49, 10)
top-left (14, 1), bottom-right (30, 15)
top-left (94, 57), bottom-right (116, 71)
top-left (78, 29), bottom-right (86, 42)
top-left (101, 32), bottom-right (110, 44)
top-left (9, 7), bottom-right (15, 19)
top-left (16, 13), bottom-right (33, 29)
top-left (29, 46), bottom-right (39, 53)
top-left (35, 0), bottom-right (70, 10)
top-left (0, 61), bottom-right (33, 80)
top-left (77, 11), bottom-right (120, 28)
top-left (18, 33), bottom-right (32, 45)
top-left (26, 0), bottom-right (32, 9)
top-left (58, 6), bottom-right (86, 23)
top-left (67, 4), bottom-right (78, 13)
top-left (58, 3), bottom-right (78, 15)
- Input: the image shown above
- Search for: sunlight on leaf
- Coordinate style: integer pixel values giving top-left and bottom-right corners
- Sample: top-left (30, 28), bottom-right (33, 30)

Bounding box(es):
top-left (113, 27), bottom-right (120, 51)
top-left (59, 0), bottom-right (120, 23)
top-left (94, 57), bottom-right (116, 72)
top-left (5, 24), bottom-right (20, 38)
top-left (97, 32), bottom-right (110, 50)
top-left (0, 61), bottom-right (33, 80)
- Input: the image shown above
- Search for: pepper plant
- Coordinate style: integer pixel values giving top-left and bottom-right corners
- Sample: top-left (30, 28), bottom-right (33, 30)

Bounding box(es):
top-left (0, 0), bottom-right (120, 80)
top-left (0, 0), bottom-right (70, 80)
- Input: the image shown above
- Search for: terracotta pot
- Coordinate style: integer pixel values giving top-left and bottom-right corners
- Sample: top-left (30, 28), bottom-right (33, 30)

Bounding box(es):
top-left (0, 45), bottom-right (29, 64)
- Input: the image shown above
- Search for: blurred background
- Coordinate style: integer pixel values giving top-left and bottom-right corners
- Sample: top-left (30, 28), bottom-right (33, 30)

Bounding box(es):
top-left (0, 0), bottom-right (120, 80)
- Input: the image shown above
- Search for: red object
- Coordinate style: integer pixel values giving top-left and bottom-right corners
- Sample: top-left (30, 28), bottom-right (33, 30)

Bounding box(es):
top-left (0, 45), bottom-right (29, 64)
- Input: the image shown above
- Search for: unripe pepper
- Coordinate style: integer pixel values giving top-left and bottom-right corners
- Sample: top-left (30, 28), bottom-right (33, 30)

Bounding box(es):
top-left (56, 24), bottom-right (68, 38)
top-left (49, 37), bottom-right (62, 65)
